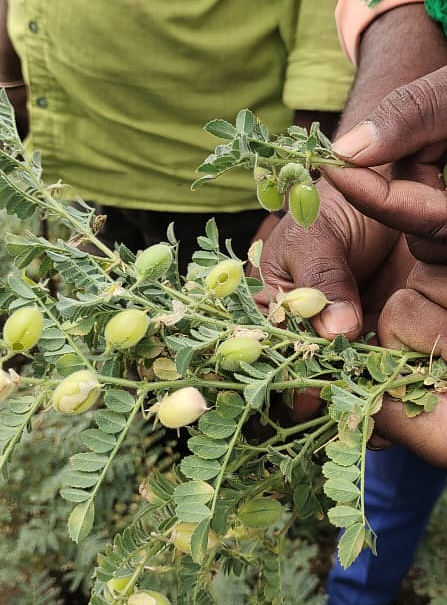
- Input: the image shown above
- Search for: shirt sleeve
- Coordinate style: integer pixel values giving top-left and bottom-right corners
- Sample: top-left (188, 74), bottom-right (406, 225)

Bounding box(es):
top-left (283, 0), bottom-right (355, 112)
top-left (336, 0), bottom-right (424, 65)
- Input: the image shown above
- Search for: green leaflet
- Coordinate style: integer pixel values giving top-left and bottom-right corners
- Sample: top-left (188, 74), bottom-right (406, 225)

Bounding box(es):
top-left (324, 479), bottom-right (360, 504)
top-left (326, 441), bottom-right (360, 467)
top-left (180, 455), bottom-right (220, 481)
top-left (327, 506), bottom-right (362, 528)
top-left (216, 391), bottom-right (245, 419)
top-left (188, 435), bottom-right (228, 460)
top-left (68, 501), bottom-right (95, 544)
top-left (81, 429), bottom-right (116, 453)
top-left (199, 411), bottom-right (236, 439)
top-left (338, 523), bottom-right (366, 569)
top-left (174, 481), bottom-right (214, 506)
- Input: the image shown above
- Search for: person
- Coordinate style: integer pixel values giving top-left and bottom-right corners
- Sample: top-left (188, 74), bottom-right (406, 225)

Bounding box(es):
top-left (0, 0), bottom-right (354, 272)
top-left (259, 1), bottom-right (447, 603)
top-left (324, 63), bottom-right (447, 605)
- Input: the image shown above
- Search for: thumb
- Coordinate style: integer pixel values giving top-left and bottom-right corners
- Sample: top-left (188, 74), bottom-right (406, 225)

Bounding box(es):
top-left (260, 214), bottom-right (363, 340)
top-left (333, 67), bottom-right (447, 166)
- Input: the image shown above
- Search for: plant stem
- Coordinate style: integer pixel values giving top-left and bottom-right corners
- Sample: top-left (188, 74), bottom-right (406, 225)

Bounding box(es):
top-left (209, 405), bottom-right (251, 518)
top-left (88, 388), bottom-right (150, 507)
top-left (359, 355), bottom-right (410, 526)
top-left (246, 137), bottom-right (348, 168)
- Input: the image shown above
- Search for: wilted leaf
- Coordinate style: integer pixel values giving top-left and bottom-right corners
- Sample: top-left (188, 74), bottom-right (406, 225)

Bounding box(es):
top-left (153, 357), bottom-right (181, 380)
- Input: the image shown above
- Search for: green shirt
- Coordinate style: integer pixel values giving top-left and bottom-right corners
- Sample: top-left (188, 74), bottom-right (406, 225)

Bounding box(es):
top-left (8, 1), bottom-right (354, 213)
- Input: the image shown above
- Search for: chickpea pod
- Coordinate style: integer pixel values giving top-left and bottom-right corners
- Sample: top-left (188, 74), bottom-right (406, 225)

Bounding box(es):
top-left (217, 336), bottom-right (263, 371)
top-left (135, 243), bottom-right (173, 282)
top-left (256, 178), bottom-right (284, 211)
top-left (205, 259), bottom-right (243, 298)
top-left (3, 306), bottom-right (43, 352)
top-left (157, 387), bottom-right (208, 429)
top-left (52, 369), bottom-right (100, 414)
top-left (127, 591), bottom-right (171, 605)
top-left (105, 576), bottom-right (133, 601)
top-left (278, 162), bottom-right (312, 193)
top-left (105, 309), bottom-right (149, 350)
top-left (172, 522), bottom-right (219, 554)
top-left (289, 183), bottom-right (320, 229)
top-left (283, 287), bottom-right (329, 319)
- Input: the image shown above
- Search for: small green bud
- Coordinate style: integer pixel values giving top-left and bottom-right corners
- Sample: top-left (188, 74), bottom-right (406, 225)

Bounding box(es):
top-left (256, 178), bottom-right (284, 211)
top-left (284, 287), bottom-right (329, 318)
top-left (205, 260), bottom-right (243, 298)
top-left (238, 497), bottom-right (282, 529)
top-left (105, 309), bottom-right (149, 350)
top-left (217, 337), bottom-right (263, 371)
top-left (128, 591), bottom-right (172, 605)
top-left (278, 162), bottom-right (312, 193)
top-left (172, 522), bottom-right (219, 554)
top-left (289, 183), bottom-right (320, 229)
top-left (158, 386), bottom-right (208, 429)
top-left (3, 306), bottom-right (43, 351)
top-left (52, 370), bottom-right (100, 414)
top-left (135, 243), bottom-right (173, 282)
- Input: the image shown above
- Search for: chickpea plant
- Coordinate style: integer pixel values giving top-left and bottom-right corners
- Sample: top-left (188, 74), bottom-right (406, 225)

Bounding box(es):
top-left (191, 109), bottom-right (349, 229)
top-left (0, 93), bottom-right (443, 605)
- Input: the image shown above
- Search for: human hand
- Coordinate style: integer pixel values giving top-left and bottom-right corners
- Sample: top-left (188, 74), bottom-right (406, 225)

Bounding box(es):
top-left (325, 66), bottom-right (447, 264)
top-left (368, 260), bottom-right (447, 466)
top-left (256, 178), bottom-right (404, 340)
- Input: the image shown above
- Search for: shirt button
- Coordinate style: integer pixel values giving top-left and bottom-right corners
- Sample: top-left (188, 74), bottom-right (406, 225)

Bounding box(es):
top-left (36, 97), bottom-right (48, 109)
top-left (28, 20), bottom-right (39, 33)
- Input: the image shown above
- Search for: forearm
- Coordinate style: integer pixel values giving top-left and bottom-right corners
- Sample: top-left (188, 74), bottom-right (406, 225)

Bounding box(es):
top-left (338, 3), bottom-right (447, 135)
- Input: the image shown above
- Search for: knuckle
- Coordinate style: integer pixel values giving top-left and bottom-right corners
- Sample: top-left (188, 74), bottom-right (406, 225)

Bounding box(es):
top-left (373, 77), bottom-right (445, 141)
top-left (378, 289), bottom-right (411, 341)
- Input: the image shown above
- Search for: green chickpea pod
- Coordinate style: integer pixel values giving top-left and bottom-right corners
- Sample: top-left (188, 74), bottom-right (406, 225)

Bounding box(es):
top-left (135, 243), bottom-right (173, 282)
top-left (3, 306), bottom-right (43, 351)
top-left (205, 259), bottom-right (243, 298)
top-left (283, 287), bottom-right (329, 318)
top-left (217, 336), bottom-right (263, 371)
top-left (52, 369), bottom-right (100, 414)
top-left (289, 183), bottom-right (320, 229)
top-left (104, 309), bottom-right (149, 350)
top-left (172, 522), bottom-right (219, 554)
top-left (127, 591), bottom-right (172, 605)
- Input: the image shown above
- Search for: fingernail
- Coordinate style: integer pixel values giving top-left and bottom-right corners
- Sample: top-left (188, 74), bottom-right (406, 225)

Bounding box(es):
top-left (333, 121), bottom-right (376, 159)
top-left (320, 302), bottom-right (360, 336)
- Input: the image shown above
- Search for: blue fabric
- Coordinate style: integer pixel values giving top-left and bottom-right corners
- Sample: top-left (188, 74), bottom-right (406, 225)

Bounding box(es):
top-left (327, 445), bottom-right (447, 605)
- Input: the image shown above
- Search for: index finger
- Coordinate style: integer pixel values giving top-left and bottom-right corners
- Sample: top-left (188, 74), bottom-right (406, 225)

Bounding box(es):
top-left (323, 165), bottom-right (447, 238)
